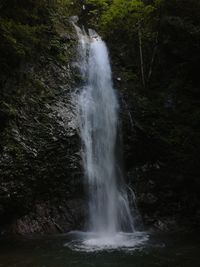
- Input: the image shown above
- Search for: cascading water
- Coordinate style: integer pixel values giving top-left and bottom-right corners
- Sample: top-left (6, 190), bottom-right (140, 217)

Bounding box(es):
top-left (66, 24), bottom-right (148, 251)
top-left (77, 28), bottom-right (134, 235)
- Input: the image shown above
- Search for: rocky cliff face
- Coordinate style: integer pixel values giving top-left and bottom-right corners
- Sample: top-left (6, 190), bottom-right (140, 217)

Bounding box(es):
top-left (0, 21), bottom-right (86, 235)
top-left (1, 1), bottom-right (199, 235)
top-left (113, 59), bottom-right (199, 232)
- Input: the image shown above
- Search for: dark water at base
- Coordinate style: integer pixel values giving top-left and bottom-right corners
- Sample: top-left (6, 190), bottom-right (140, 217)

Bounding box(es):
top-left (0, 233), bottom-right (199, 267)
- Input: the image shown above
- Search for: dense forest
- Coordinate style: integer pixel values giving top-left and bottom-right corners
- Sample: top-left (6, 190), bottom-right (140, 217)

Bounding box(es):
top-left (0, 0), bottom-right (200, 236)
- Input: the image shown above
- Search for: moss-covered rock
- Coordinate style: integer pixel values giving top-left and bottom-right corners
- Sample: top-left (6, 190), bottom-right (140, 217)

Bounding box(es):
top-left (0, 2), bottom-right (85, 235)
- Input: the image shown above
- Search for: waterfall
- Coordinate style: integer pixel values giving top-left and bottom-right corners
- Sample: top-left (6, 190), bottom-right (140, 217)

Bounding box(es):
top-left (76, 26), bottom-right (134, 235)
top-left (65, 24), bottom-right (148, 251)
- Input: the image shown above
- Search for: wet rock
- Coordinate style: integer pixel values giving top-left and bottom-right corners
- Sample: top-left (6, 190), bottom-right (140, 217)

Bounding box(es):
top-left (153, 218), bottom-right (178, 232)
top-left (9, 200), bottom-right (86, 235)
top-left (140, 193), bottom-right (158, 204)
top-left (0, 21), bottom-right (84, 235)
top-left (60, 33), bottom-right (72, 42)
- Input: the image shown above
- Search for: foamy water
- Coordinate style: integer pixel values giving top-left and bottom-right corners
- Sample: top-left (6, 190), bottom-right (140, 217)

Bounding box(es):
top-left (65, 231), bottom-right (149, 252)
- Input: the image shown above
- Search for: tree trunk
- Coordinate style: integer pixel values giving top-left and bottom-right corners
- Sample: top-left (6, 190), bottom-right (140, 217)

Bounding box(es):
top-left (138, 28), bottom-right (146, 89)
top-left (147, 32), bottom-right (159, 85)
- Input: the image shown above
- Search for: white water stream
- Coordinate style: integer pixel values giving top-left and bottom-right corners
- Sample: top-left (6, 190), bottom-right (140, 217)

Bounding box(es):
top-left (66, 25), bottom-right (148, 251)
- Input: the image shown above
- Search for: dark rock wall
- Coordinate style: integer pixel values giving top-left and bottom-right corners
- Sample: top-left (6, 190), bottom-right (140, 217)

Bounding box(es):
top-left (0, 21), bottom-right (85, 235)
top-left (113, 61), bottom-right (199, 232)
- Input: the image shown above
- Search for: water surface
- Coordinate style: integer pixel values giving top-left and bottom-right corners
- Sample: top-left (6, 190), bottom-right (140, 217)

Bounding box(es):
top-left (0, 232), bottom-right (199, 267)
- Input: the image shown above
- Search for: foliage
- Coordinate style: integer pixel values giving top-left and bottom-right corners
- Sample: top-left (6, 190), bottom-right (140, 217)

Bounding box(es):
top-left (101, 0), bottom-right (154, 30)
top-left (0, 0), bottom-right (72, 76)
top-left (85, 0), bottom-right (110, 17)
